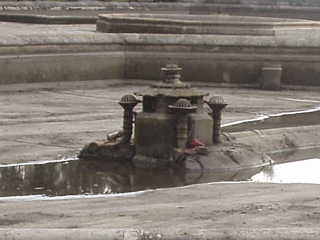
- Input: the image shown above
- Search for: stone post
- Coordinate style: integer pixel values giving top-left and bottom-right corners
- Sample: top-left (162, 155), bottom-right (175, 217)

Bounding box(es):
top-left (118, 94), bottom-right (140, 144)
top-left (169, 99), bottom-right (197, 149)
top-left (260, 62), bottom-right (282, 90)
top-left (205, 96), bottom-right (227, 144)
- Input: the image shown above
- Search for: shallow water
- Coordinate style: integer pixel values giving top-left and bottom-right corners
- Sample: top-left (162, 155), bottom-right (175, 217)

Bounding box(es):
top-left (0, 109), bottom-right (319, 198)
top-left (251, 158), bottom-right (320, 184)
top-left (0, 159), bottom-right (263, 197)
top-left (0, 150), bottom-right (319, 198)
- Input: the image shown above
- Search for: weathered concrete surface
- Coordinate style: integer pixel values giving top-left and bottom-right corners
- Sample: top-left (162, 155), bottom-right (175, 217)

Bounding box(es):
top-left (0, 22), bottom-right (125, 84)
top-left (0, 81), bottom-right (320, 238)
top-left (1, 2), bottom-right (319, 89)
top-left (2, 20), bottom-right (320, 87)
top-left (0, 3), bottom-right (320, 236)
top-left (97, 13), bottom-right (320, 36)
top-left (1, 182), bottom-right (320, 239)
top-left (1, 80), bottom-right (319, 164)
top-left (2, 1), bottom-right (320, 22)
top-left (2, 228), bottom-right (320, 240)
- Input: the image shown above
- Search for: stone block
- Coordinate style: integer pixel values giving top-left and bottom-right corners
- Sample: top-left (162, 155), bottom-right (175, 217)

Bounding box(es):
top-left (260, 62), bottom-right (282, 90)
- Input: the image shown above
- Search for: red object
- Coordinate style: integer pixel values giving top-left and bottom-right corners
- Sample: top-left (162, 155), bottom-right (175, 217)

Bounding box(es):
top-left (189, 138), bottom-right (204, 148)
top-left (185, 138), bottom-right (204, 154)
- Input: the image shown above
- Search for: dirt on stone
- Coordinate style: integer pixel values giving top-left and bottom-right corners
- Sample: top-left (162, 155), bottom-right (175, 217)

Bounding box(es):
top-left (0, 80), bottom-right (320, 234)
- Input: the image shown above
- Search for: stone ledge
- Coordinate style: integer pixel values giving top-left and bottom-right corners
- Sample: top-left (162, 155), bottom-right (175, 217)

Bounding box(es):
top-left (225, 125), bottom-right (320, 154)
top-left (0, 228), bottom-right (320, 240)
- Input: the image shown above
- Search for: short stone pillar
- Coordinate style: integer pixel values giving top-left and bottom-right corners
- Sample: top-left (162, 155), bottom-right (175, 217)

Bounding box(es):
top-left (118, 94), bottom-right (140, 144)
top-left (260, 62), bottom-right (282, 90)
top-left (169, 99), bottom-right (197, 148)
top-left (205, 96), bottom-right (227, 144)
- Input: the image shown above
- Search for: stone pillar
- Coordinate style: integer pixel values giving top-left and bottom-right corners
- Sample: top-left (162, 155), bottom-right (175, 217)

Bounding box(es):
top-left (118, 94), bottom-right (140, 144)
top-left (260, 62), bottom-right (282, 90)
top-left (211, 110), bottom-right (223, 144)
top-left (176, 114), bottom-right (189, 148)
top-left (205, 96), bottom-right (227, 144)
top-left (169, 99), bottom-right (197, 149)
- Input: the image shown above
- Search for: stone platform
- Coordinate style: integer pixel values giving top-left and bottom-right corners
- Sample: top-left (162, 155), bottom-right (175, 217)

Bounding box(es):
top-left (2, 2), bottom-right (320, 88)
top-left (0, 81), bottom-right (320, 238)
top-left (2, 20), bottom-right (320, 88)
top-left (97, 13), bottom-right (320, 37)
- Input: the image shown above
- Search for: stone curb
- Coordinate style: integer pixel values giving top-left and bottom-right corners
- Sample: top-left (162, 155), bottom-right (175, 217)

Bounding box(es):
top-left (1, 228), bottom-right (320, 240)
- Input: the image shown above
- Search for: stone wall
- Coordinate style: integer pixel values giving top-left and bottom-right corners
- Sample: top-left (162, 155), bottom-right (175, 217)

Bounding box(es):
top-left (2, 33), bottom-right (320, 87)
top-left (0, 52), bottom-right (124, 84)
top-left (0, 34), bottom-right (125, 84)
top-left (123, 34), bottom-right (320, 87)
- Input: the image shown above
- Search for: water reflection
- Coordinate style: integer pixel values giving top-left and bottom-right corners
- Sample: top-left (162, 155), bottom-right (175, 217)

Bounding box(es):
top-left (1, 147), bottom-right (320, 198)
top-left (251, 158), bottom-right (320, 184)
top-left (1, 109), bottom-right (319, 198)
top-left (0, 159), bottom-right (263, 198)
top-left (1, 153), bottom-right (319, 197)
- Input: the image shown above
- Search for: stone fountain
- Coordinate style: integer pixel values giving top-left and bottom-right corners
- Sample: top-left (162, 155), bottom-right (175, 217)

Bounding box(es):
top-left (79, 64), bottom-right (271, 171)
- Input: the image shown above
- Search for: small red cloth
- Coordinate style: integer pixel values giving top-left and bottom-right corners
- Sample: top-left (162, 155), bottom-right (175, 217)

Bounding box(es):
top-left (188, 138), bottom-right (204, 148)
top-left (185, 138), bottom-right (204, 154)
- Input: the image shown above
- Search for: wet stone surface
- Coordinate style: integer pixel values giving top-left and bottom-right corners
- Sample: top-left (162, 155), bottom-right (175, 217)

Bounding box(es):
top-left (1, 109), bottom-right (319, 198)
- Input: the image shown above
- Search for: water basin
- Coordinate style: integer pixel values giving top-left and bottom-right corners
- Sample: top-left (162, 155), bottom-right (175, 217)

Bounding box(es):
top-left (0, 149), bottom-right (319, 198)
top-left (1, 109), bottom-right (319, 199)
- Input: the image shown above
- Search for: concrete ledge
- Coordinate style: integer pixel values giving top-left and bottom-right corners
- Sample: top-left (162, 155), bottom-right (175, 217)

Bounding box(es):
top-left (0, 33), bottom-right (123, 49)
top-left (1, 228), bottom-right (320, 240)
top-left (0, 52), bottom-right (125, 84)
top-left (225, 125), bottom-right (320, 153)
top-left (97, 13), bottom-right (320, 36)
top-left (0, 2), bottom-right (187, 14)
top-left (0, 33), bottom-right (125, 84)
top-left (2, 32), bottom-right (320, 86)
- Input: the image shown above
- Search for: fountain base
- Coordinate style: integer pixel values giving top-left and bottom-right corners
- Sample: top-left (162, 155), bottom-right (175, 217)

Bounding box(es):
top-left (79, 138), bottom-right (271, 172)
top-left (78, 141), bottom-right (135, 162)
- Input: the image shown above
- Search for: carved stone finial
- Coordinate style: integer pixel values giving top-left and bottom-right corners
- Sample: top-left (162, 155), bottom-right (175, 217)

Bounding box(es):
top-left (161, 63), bottom-right (182, 84)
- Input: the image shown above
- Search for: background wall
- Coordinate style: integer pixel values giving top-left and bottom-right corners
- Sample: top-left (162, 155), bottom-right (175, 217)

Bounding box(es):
top-left (1, 33), bottom-right (320, 87)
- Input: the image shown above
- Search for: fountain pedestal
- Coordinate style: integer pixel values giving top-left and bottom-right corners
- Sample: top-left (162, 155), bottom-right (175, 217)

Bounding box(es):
top-left (133, 64), bottom-right (212, 165)
top-left (79, 64), bottom-right (271, 171)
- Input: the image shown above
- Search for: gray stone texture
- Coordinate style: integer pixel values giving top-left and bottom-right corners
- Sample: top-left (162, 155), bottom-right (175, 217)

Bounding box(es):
top-left (2, 2), bottom-right (320, 87)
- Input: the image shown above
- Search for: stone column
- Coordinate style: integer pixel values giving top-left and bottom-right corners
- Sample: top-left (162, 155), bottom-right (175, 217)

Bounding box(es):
top-left (169, 99), bottom-right (197, 149)
top-left (205, 96), bottom-right (227, 144)
top-left (260, 62), bottom-right (282, 90)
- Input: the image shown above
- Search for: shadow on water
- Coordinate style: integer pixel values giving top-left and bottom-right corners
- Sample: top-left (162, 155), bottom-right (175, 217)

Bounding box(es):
top-left (0, 159), bottom-right (264, 198)
top-left (1, 146), bottom-right (320, 198)
top-left (0, 109), bottom-right (319, 198)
